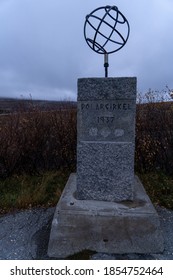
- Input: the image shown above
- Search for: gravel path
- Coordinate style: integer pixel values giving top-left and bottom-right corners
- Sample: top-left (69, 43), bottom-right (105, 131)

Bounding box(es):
top-left (0, 208), bottom-right (54, 260)
top-left (0, 206), bottom-right (172, 260)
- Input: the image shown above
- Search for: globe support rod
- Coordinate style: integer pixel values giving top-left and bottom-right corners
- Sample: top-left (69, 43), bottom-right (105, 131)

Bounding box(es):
top-left (104, 53), bottom-right (109, 77)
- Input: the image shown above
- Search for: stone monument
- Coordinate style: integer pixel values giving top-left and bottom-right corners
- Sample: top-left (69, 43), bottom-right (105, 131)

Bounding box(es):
top-left (48, 6), bottom-right (164, 258)
top-left (77, 78), bottom-right (136, 202)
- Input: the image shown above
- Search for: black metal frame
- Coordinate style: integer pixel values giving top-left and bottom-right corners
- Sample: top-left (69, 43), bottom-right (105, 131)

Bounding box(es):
top-left (84, 5), bottom-right (130, 77)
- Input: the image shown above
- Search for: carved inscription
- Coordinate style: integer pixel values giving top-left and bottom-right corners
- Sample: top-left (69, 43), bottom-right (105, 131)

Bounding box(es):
top-left (81, 101), bottom-right (132, 125)
top-left (81, 102), bottom-right (131, 111)
top-left (78, 100), bottom-right (134, 141)
top-left (97, 116), bottom-right (114, 124)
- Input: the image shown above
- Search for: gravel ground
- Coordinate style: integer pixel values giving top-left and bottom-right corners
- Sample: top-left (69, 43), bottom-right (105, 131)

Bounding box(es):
top-left (0, 205), bottom-right (173, 260)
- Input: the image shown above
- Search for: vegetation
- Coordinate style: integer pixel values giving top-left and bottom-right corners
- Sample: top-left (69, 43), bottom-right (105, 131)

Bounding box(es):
top-left (0, 101), bottom-right (77, 177)
top-left (1, 92), bottom-right (173, 214)
top-left (135, 99), bottom-right (173, 174)
top-left (138, 172), bottom-right (173, 209)
top-left (0, 169), bottom-right (70, 215)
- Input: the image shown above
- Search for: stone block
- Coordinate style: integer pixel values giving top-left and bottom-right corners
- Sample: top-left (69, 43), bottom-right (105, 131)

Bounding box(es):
top-left (48, 174), bottom-right (164, 259)
top-left (77, 142), bottom-right (134, 201)
top-left (76, 77), bottom-right (136, 201)
top-left (78, 78), bottom-right (137, 100)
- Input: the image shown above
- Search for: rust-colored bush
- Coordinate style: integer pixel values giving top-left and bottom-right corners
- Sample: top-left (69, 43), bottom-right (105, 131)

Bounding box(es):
top-left (0, 102), bottom-right (77, 177)
top-left (135, 101), bottom-right (173, 173)
top-left (1, 96), bottom-right (173, 177)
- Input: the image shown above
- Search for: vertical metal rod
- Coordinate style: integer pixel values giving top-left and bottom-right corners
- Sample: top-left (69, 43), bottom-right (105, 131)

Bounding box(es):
top-left (104, 53), bottom-right (109, 78)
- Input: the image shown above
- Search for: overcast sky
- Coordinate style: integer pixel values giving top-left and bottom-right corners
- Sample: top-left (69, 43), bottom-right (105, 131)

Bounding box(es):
top-left (0, 0), bottom-right (173, 101)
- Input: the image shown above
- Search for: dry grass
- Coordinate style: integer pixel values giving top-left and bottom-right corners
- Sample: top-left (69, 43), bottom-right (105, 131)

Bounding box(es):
top-left (0, 169), bottom-right (70, 214)
top-left (139, 171), bottom-right (173, 209)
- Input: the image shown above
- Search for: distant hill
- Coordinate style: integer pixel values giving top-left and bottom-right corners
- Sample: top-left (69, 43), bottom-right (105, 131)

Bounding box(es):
top-left (0, 98), bottom-right (76, 114)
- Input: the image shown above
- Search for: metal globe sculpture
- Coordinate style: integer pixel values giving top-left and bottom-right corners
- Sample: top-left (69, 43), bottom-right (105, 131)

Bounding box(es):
top-left (84, 6), bottom-right (130, 77)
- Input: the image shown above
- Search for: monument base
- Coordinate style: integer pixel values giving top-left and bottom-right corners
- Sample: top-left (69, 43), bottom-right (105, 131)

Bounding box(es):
top-left (48, 174), bottom-right (164, 258)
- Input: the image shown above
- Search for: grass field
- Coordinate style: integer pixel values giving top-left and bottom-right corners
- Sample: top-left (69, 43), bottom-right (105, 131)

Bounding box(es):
top-left (0, 170), bottom-right (173, 215)
top-left (0, 169), bottom-right (71, 214)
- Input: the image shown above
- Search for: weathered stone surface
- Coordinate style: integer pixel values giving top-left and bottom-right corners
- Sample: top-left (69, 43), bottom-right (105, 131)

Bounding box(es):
top-left (77, 77), bottom-right (136, 201)
top-left (77, 142), bottom-right (134, 201)
top-left (78, 78), bottom-right (137, 100)
top-left (77, 100), bottom-right (136, 142)
top-left (48, 174), bottom-right (164, 259)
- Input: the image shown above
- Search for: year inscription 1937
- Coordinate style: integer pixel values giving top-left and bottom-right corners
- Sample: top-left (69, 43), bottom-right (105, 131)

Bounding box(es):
top-left (97, 116), bottom-right (114, 124)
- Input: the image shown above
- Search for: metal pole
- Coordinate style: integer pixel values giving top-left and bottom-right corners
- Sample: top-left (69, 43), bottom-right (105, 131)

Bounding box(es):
top-left (104, 53), bottom-right (109, 78)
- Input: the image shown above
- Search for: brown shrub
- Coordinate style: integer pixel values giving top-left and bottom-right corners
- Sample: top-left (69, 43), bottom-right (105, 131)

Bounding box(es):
top-left (1, 96), bottom-right (173, 177)
top-left (0, 103), bottom-right (77, 176)
top-left (135, 101), bottom-right (173, 173)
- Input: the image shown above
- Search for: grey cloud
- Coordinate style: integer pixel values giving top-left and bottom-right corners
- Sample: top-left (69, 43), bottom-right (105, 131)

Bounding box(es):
top-left (0, 0), bottom-right (173, 100)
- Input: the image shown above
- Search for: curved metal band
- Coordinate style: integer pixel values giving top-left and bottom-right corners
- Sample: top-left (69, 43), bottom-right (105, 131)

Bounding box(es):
top-left (84, 5), bottom-right (130, 55)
